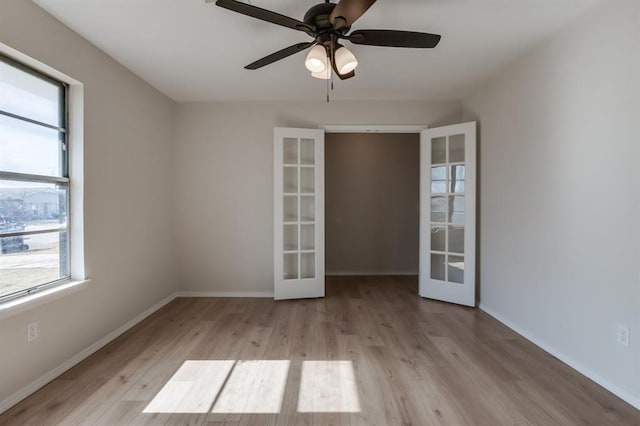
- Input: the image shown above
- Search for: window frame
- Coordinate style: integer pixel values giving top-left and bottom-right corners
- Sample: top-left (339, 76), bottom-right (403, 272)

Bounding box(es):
top-left (0, 53), bottom-right (72, 303)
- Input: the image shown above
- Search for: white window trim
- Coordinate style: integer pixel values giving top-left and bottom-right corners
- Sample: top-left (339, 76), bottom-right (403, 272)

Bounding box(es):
top-left (0, 279), bottom-right (91, 320)
top-left (0, 42), bottom-right (87, 314)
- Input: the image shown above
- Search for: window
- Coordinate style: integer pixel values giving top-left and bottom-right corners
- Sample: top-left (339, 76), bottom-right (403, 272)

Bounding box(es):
top-left (0, 54), bottom-right (70, 303)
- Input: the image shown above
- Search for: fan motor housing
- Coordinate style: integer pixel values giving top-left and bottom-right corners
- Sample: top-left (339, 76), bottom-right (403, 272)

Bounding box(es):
top-left (303, 2), bottom-right (350, 34)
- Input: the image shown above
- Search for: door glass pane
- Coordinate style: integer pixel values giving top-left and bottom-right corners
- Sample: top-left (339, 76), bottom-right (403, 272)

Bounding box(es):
top-left (300, 139), bottom-right (315, 165)
top-left (431, 225), bottom-right (446, 252)
top-left (432, 137), bottom-right (446, 164)
top-left (449, 196), bottom-right (464, 225)
top-left (430, 196), bottom-right (447, 223)
top-left (283, 196), bottom-right (298, 222)
top-left (300, 253), bottom-right (315, 279)
top-left (300, 224), bottom-right (315, 250)
top-left (449, 165), bottom-right (465, 193)
top-left (431, 181), bottom-right (447, 194)
top-left (283, 167), bottom-right (298, 193)
top-left (448, 255), bottom-right (464, 284)
top-left (283, 253), bottom-right (298, 280)
top-left (430, 254), bottom-right (445, 281)
top-left (450, 181), bottom-right (465, 193)
top-left (451, 165), bottom-right (465, 180)
top-left (283, 225), bottom-right (298, 251)
top-left (431, 166), bottom-right (447, 194)
top-left (283, 138), bottom-right (298, 164)
top-left (448, 225), bottom-right (464, 254)
top-left (300, 196), bottom-right (315, 222)
top-left (449, 134), bottom-right (465, 163)
top-left (300, 168), bottom-right (315, 194)
top-left (431, 166), bottom-right (447, 180)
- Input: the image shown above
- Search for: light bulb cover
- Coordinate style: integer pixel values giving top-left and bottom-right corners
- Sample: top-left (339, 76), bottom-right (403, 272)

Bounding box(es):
top-left (305, 45), bottom-right (328, 73)
top-left (311, 67), bottom-right (331, 80)
top-left (334, 46), bottom-right (358, 74)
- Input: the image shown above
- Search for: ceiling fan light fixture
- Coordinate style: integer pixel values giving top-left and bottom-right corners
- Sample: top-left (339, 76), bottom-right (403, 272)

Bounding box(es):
top-left (305, 45), bottom-right (328, 73)
top-left (335, 46), bottom-right (358, 74)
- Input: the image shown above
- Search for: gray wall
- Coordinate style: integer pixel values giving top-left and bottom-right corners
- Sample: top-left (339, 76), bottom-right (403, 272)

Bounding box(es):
top-left (325, 133), bottom-right (419, 275)
top-left (174, 101), bottom-right (462, 293)
top-left (0, 0), bottom-right (176, 404)
top-left (463, 0), bottom-right (640, 401)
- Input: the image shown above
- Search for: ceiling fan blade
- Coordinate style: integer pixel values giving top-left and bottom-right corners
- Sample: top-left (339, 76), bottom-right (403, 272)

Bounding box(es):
top-left (330, 0), bottom-right (377, 29)
top-left (348, 30), bottom-right (441, 48)
top-left (245, 42), bottom-right (315, 70)
top-left (214, 0), bottom-right (314, 34)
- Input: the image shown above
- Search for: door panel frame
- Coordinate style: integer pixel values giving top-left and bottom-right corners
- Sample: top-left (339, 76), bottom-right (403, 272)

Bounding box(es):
top-left (419, 122), bottom-right (476, 306)
top-left (274, 127), bottom-right (325, 300)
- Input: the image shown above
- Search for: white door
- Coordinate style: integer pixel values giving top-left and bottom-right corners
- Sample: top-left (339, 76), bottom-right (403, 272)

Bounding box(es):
top-left (419, 122), bottom-right (476, 306)
top-left (274, 128), bottom-right (325, 300)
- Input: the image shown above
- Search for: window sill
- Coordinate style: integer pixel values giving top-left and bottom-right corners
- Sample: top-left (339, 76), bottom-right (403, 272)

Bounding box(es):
top-left (0, 278), bottom-right (91, 320)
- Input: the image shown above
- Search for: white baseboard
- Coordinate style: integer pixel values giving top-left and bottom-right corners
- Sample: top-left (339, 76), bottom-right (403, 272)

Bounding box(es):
top-left (325, 271), bottom-right (418, 276)
top-left (175, 291), bottom-right (274, 298)
top-left (0, 292), bottom-right (178, 415)
top-left (479, 303), bottom-right (640, 410)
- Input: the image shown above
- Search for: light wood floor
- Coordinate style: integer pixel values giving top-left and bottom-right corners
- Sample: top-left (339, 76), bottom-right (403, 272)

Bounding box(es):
top-left (2, 276), bottom-right (639, 425)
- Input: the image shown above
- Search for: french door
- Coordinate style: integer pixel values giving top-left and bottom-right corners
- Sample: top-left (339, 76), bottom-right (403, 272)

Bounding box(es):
top-left (273, 128), bottom-right (325, 300)
top-left (419, 122), bottom-right (476, 306)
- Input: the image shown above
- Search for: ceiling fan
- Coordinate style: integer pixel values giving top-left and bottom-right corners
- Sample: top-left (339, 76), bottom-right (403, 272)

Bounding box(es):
top-left (211, 0), bottom-right (441, 80)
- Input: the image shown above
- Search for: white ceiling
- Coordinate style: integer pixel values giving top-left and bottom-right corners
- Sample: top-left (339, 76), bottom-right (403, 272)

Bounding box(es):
top-left (34, 0), bottom-right (598, 102)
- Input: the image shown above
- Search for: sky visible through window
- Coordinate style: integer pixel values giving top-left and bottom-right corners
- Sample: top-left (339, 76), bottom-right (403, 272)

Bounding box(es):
top-left (0, 64), bottom-right (62, 181)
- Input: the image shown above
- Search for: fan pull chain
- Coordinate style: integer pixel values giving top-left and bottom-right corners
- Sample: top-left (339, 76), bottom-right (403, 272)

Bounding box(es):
top-left (326, 46), bottom-right (331, 103)
top-left (326, 77), bottom-right (330, 103)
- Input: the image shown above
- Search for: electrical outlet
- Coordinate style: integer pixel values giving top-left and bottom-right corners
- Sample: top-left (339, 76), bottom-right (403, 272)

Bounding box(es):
top-left (27, 322), bottom-right (38, 342)
top-left (617, 326), bottom-right (630, 347)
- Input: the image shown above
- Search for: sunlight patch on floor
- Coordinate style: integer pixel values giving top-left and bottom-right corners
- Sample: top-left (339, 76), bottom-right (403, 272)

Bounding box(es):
top-left (143, 359), bottom-right (360, 414)
top-left (212, 360), bottom-right (290, 414)
top-left (143, 360), bottom-right (234, 413)
top-left (297, 360), bottom-right (361, 413)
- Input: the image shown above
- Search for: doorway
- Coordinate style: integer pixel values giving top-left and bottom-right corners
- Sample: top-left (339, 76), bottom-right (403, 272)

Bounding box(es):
top-left (273, 123), bottom-right (476, 306)
top-left (325, 132), bottom-right (420, 278)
